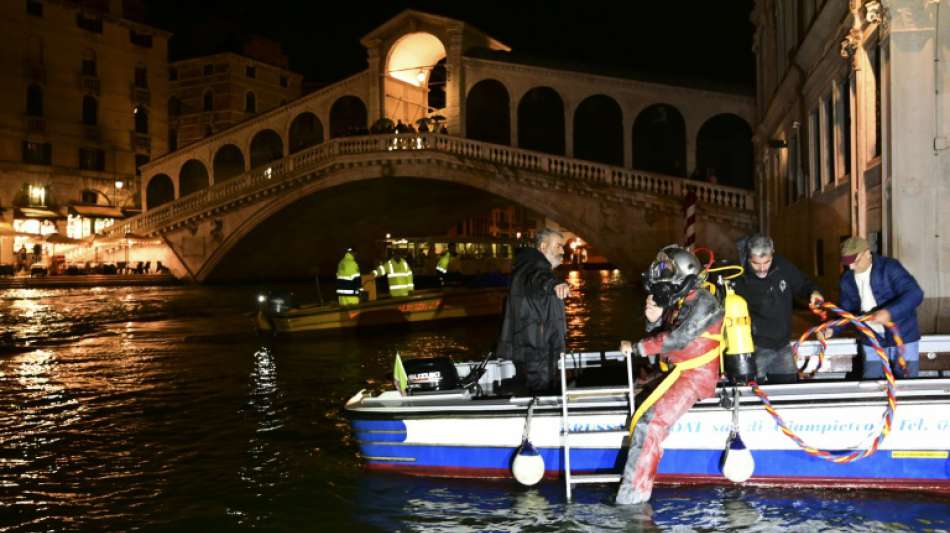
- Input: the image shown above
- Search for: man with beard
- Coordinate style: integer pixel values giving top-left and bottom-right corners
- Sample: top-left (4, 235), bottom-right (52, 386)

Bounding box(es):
top-left (496, 228), bottom-right (570, 394)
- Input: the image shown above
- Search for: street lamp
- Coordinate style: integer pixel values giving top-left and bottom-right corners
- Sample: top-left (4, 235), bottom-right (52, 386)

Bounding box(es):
top-left (114, 179), bottom-right (124, 207)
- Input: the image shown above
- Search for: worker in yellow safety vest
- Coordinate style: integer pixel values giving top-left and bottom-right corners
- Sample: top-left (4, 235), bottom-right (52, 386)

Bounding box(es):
top-left (436, 243), bottom-right (460, 286)
top-left (374, 253), bottom-right (414, 297)
top-left (336, 248), bottom-right (362, 306)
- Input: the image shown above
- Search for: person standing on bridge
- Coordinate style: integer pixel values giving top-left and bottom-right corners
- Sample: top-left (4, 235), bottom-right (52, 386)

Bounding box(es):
top-left (336, 248), bottom-right (362, 306)
top-left (496, 228), bottom-right (569, 394)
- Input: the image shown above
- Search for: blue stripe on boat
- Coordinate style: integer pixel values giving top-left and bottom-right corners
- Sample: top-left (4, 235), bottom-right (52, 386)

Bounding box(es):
top-left (355, 431), bottom-right (407, 443)
top-left (357, 444), bottom-right (950, 480)
top-left (351, 420), bottom-right (407, 432)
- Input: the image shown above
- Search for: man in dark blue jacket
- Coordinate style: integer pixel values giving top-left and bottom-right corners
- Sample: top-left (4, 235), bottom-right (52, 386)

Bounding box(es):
top-left (834, 237), bottom-right (923, 378)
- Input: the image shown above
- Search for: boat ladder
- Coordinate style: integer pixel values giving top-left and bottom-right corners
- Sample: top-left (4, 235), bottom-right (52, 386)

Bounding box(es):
top-left (559, 350), bottom-right (636, 501)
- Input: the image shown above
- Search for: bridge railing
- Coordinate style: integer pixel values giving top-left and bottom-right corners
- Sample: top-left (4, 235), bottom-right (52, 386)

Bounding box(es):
top-left (108, 134), bottom-right (755, 236)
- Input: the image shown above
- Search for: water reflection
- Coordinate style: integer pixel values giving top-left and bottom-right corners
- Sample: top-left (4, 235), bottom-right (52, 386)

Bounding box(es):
top-left (0, 276), bottom-right (946, 531)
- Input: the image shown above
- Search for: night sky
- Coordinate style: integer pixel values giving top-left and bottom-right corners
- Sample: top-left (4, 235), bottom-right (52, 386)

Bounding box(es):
top-left (142, 1), bottom-right (755, 92)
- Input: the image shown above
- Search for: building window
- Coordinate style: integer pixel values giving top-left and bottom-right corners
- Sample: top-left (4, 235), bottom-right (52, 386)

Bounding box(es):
top-left (280, 75), bottom-right (288, 88)
top-left (168, 67), bottom-right (177, 81)
top-left (81, 189), bottom-right (98, 204)
top-left (245, 65), bottom-right (256, 79)
top-left (82, 95), bottom-right (97, 125)
top-left (135, 154), bottom-right (149, 176)
top-left (129, 29), bottom-right (153, 48)
top-left (870, 43), bottom-right (882, 158)
top-left (168, 96), bottom-right (182, 117)
top-left (788, 133), bottom-right (799, 203)
top-left (203, 90), bottom-right (213, 111)
top-left (26, 84), bottom-right (43, 116)
top-left (81, 51), bottom-right (96, 76)
top-left (824, 95), bottom-right (834, 185)
top-left (22, 141), bottom-right (51, 165)
top-left (133, 106), bottom-right (148, 134)
top-left (245, 91), bottom-right (256, 113)
top-left (810, 110), bottom-right (821, 193)
top-left (134, 65), bottom-right (147, 88)
top-left (168, 128), bottom-right (177, 151)
top-left (840, 77), bottom-right (852, 176)
top-left (76, 13), bottom-right (102, 33)
top-left (79, 147), bottom-right (105, 171)
top-left (203, 63), bottom-right (213, 76)
top-left (27, 0), bottom-right (42, 17)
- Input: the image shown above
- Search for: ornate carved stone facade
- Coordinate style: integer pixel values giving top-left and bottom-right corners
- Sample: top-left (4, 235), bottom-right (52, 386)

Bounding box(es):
top-left (753, 0), bottom-right (949, 331)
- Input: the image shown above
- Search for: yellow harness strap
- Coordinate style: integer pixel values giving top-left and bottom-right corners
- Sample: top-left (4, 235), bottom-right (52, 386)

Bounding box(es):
top-left (627, 331), bottom-right (724, 434)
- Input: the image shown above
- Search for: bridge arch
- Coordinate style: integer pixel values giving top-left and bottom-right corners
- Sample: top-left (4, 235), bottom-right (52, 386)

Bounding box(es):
top-left (573, 94), bottom-right (623, 166)
top-left (329, 95), bottom-right (368, 138)
top-left (384, 32), bottom-right (447, 123)
top-left (288, 112), bottom-right (324, 154)
top-left (179, 159), bottom-right (209, 197)
top-left (517, 86), bottom-right (565, 155)
top-left (696, 113), bottom-right (753, 189)
top-left (213, 144), bottom-right (245, 183)
top-left (465, 79), bottom-right (510, 145)
top-left (633, 103), bottom-right (687, 177)
top-left (249, 129), bottom-right (284, 169)
top-left (145, 174), bottom-right (174, 210)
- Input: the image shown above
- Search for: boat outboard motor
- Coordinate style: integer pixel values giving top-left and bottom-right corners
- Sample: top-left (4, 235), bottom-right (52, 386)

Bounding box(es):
top-left (403, 357), bottom-right (460, 394)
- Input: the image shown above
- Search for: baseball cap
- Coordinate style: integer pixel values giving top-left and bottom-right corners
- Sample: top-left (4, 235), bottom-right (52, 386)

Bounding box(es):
top-left (840, 237), bottom-right (869, 265)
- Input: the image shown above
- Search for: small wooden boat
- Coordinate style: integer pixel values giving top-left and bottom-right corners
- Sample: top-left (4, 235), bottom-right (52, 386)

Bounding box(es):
top-left (256, 286), bottom-right (507, 334)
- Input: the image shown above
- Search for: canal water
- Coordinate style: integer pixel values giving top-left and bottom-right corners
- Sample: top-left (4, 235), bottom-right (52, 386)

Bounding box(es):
top-left (0, 271), bottom-right (947, 532)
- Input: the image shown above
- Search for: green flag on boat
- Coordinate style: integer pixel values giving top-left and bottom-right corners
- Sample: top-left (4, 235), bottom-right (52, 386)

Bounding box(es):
top-left (394, 352), bottom-right (408, 395)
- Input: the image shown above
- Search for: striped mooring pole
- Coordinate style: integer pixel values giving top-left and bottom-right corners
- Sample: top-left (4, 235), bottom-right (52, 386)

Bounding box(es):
top-left (683, 187), bottom-right (697, 250)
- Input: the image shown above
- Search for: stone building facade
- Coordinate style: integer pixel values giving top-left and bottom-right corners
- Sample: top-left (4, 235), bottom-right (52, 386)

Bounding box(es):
top-left (168, 43), bottom-right (303, 149)
top-left (0, 0), bottom-right (169, 257)
top-left (753, 0), bottom-right (949, 331)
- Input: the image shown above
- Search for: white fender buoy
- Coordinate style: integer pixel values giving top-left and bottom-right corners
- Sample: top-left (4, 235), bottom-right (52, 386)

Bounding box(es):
top-left (721, 431), bottom-right (755, 483)
top-left (512, 440), bottom-right (545, 486)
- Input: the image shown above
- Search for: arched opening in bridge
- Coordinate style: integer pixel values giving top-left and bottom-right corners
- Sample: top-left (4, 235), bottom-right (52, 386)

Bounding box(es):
top-left (179, 159), bottom-right (209, 197)
top-left (696, 113), bottom-right (753, 189)
top-left (518, 87), bottom-right (565, 155)
top-left (214, 144), bottom-right (245, 183)
top-left (633, 104), bottom-right (686, 177)
top-left (329, 96), bottom-right (368, 138)
top-left (574, 95), bottom-right (623, 166)
top-left (250, 129), bottom-right (283, 169)
top-left (465, 79), bottom-right (510, 145)
top-left (146, 174), bottom-right (174, 210)
top-left (204, 177), bottom-right (616, 283)
top-left (289, 112), bottom-right (324, 154)
top-left (384, 32), bottom-right (447, 126)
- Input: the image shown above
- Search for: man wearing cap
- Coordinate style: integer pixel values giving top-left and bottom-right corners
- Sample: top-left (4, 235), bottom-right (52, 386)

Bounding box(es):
top-left (834, 237), bottom-right (923, 378)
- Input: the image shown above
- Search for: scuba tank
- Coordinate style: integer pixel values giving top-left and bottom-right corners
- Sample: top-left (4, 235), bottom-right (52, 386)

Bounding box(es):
top-left (722, 285), bottom-right (757, 385)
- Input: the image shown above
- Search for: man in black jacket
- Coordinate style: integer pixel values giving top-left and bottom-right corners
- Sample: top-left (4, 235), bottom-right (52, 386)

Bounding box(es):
top-left (733, 235), bottom-right (823, 383)
top-left (496, 228), bottom-right (570, 394)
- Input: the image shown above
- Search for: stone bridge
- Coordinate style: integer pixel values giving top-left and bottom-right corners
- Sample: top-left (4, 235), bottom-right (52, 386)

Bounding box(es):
top-left (105, 133), bottom-right (756, 282)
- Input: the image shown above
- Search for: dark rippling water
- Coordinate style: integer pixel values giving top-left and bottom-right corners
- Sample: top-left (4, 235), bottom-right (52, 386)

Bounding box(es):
top-left (1, 271), bottom-right (948, 532)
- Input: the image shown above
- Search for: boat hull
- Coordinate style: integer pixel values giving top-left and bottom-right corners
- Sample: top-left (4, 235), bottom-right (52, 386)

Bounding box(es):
top-left (259, 287), bottom-right (506, 333)
top-left (347, 382), bottom-right (950, 494)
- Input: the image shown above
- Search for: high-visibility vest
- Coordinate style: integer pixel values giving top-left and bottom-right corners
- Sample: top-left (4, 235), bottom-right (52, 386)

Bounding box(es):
top-left (436, 252), bottom-right (451, 274)
top-left (336, 252), bottom-right (361, 296)
top-left (376, 258), bottom-right (414, 296)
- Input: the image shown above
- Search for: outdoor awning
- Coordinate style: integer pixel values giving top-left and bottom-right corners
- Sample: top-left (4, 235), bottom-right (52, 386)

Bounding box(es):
top-left (15, 207), bottom-right (62, 219)
top-left (69, 205), bottom-right (124, 218)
